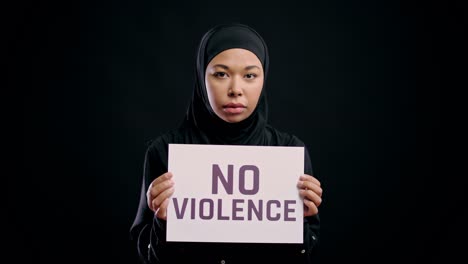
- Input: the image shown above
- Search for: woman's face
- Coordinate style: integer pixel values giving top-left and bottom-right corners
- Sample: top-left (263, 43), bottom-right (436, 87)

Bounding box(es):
top-left (205, 48), bottom-right (264, 123)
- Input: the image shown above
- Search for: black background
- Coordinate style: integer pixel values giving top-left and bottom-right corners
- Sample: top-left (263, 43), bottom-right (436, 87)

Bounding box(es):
top-left (14, 0), bottom-right (465, 263)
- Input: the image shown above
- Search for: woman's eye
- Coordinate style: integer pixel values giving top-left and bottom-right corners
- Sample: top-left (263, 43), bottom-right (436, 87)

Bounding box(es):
top-left (245, 73), bottom-right (257, 79)
top-left (214, 72), bottom-right (228, 78)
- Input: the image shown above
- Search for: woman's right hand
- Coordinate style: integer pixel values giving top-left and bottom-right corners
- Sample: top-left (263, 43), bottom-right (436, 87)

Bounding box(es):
top-left (146, 172), bottom-right (175, 220)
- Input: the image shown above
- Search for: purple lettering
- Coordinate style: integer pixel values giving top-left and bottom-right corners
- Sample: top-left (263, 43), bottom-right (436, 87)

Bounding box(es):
top-left (217, 199), bottom-right (229, 220)
top-left (212, 164), bottom-right (234, 194)
top-left (232, 199), bottom-right (244, 220)
top-left (284, 200), bottom-right (296, 221)
top-left (199, 198), bottom-right (214, 220)
top-left (190, 198), bottom-right (196, 219)
top-left (172, 198), bottom-right (188, 219)
top-left (247, 199), bottom-right (263, 221)
top-left (172, 198), bottom-right (296, 222)
top-left (266, 200), bottom-right (281, 221)
top-left (239, 165), bottom-right (259, 195)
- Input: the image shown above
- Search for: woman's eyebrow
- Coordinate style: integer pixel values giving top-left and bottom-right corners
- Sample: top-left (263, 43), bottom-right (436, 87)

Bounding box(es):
top-left (212, 64), bottom-right (229, 69)
top-left (212, 64), bottom-right (261, 70)
top-left (245, 65), bottom-right (260, 70)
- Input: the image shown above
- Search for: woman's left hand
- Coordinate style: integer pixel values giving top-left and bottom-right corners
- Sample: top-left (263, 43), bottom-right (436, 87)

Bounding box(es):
top-left (297, 174), bottom-right (323, 217)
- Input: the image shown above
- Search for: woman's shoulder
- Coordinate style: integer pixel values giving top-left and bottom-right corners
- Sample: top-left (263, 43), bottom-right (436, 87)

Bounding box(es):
top-left (264, 124), bottom-right (306, 147)
top-left (145, 127), bottom-right (189, 150)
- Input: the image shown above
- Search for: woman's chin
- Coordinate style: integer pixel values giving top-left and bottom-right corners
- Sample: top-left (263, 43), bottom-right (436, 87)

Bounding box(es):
top-left (221, 114), bottom-right (248, 123)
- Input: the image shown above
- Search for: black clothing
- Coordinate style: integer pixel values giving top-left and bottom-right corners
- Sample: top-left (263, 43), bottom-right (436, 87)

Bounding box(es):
top-left (130, 23), bottom-right (320, 264)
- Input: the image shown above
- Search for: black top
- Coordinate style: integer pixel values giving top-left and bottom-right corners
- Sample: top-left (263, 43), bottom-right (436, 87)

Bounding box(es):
top-left (130, 23), bottom-right (320, 264)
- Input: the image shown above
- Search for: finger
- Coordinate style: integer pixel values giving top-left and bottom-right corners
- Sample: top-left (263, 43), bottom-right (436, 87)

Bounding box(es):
top-left (300, 174), bottom-right (320, 186)
top-left (303, 199), bottom-right (319, 216)
top-left (297, 181), bottom-right (322, 197)
top-left (299, 189), bottom-right (322, 207)
top-left (152, 172), bottom-right (173, 186)
top-left (149, 178), bottom-right (175, 200)
top-left (151, 187), bottom-right (175, 213)
top-left (146, 172), bottom-right (173, 208)
top-left (147, 192), bottom-right (154, 211)
top-left (156, 198), bottom-right (170, 220)
top-left (147, 178), bottom-right (174, 211)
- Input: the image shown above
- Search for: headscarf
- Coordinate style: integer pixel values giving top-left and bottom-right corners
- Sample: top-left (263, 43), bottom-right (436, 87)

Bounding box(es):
top-left (184, 23), bottom-right (270, 145)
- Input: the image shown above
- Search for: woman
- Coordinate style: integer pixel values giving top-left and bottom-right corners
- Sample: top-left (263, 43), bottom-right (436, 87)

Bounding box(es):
top-left (130, 23), bottom-right (323, 264)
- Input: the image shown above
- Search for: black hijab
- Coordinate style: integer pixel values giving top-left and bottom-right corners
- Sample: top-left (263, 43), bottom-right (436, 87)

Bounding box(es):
top-left (184, 23), bottom-right (270, 145)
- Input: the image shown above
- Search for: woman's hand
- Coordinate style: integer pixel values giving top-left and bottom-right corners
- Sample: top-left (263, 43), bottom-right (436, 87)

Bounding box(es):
top-left (146, 172), bottom-right (175, 220)
top-left (297, 174), bottom-right (322, 217)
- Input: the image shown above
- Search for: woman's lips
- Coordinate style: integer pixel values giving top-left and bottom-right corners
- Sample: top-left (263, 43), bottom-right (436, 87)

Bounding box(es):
top-left (223, 103), bottom-right (246, 114)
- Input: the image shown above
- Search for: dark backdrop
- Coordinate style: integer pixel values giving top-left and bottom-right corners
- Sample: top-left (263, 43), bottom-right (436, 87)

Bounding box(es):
top-left (14, 0), bottom-right (465, 264)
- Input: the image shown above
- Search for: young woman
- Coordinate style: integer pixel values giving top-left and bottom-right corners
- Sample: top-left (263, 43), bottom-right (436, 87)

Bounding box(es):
top-left (130, 23), bottom-right (323, 264)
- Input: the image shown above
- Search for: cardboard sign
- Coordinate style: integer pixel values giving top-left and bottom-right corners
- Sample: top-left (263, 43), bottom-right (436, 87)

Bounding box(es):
top-left (167, 144), bottom-right (304, 243)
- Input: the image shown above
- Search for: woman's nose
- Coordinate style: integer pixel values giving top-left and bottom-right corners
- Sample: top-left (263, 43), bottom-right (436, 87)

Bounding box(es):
top-left (228, 77), bottom-right (243, 97)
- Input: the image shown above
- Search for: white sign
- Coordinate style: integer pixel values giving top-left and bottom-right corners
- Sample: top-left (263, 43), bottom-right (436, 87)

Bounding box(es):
top-left (167, 144), bottom-right (304, 243)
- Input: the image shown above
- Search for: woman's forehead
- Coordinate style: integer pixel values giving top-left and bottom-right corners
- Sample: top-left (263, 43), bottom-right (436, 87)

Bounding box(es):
top-left (207, 48), bottom-right (262, 68)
